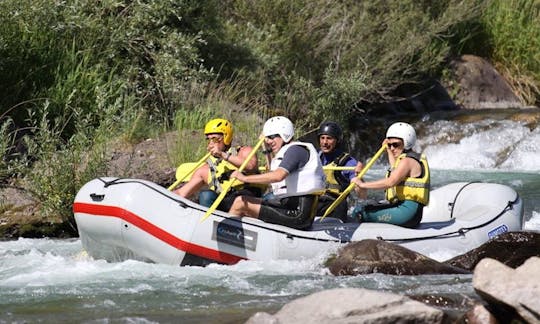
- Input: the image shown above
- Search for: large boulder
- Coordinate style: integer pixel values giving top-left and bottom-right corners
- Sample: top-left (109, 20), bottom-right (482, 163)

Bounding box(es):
top-left (444, 231), bottom-right (540, 271)
top-left (472, 257), bottom-right (540, 323)
top-left (245, 288), bottom-right (444, 324)
top-left (446, 54), bottom-right (524, 109)
top-left (325, 239), bottom-right (469, 276)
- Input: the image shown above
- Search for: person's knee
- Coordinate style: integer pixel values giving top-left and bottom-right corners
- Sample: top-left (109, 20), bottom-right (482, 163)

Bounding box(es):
top-left (198, 190), bottom-right (217, 207)
top-left (229, 195), bottom-right (247, 213)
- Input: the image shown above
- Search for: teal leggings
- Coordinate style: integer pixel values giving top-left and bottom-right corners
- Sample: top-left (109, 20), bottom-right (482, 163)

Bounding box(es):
top-left (358, 199), bottom-right (423, 228)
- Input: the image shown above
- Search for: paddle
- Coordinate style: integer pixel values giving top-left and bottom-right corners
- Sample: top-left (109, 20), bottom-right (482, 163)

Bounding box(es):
top-left (257, 165), bottom-right (355, 172)
top-left (322, 166), bottom-right (355, 171)
top-left (170, 164), bottom-right (354, 182)
top-left (200, 137), bottom-right (266, 222)
top-left (167, 152), bottom-right (212, 191)
top-left (320, 144), bottom-right (387, 220)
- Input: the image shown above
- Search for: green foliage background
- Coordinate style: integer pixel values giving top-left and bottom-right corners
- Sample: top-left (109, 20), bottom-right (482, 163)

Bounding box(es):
top-left (0, 0), bottom-right (538, 224)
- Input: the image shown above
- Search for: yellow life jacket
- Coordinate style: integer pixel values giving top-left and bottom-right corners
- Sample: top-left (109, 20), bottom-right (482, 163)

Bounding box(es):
top-left (385, 152), bottom-right (430, 205)
top-left (322, 152), bottom-right (351, 195)
top-left (206, 147), bottom-right (266, 193)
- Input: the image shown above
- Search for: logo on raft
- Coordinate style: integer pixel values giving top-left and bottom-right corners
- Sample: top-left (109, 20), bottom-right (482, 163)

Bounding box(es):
top-left (487, 224), bottom-right (509, 239)
top-left (212, 221), bottom-right (258, 251)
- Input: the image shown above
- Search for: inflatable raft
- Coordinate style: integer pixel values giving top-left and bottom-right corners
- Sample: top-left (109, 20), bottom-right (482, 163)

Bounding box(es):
top-left (73, 178), bottom-right (523, 265)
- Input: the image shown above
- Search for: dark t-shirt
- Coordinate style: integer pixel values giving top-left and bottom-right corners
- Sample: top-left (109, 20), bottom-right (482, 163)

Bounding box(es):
top-left (277, 145), bottom-right (309, 173)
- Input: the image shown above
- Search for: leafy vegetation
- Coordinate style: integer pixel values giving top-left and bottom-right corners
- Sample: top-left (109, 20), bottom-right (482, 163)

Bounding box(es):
top-left (0, 0), bottom-right (538, 225)
top-left (482, 0), bottom-right (540, 105)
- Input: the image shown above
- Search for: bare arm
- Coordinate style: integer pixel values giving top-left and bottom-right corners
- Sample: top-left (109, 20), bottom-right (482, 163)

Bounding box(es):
top-left (352, 157), bottom-right (416, 190)
top-left (231, 168), bottom-right (288, 184)
top-left (174, 164), bottom-right (209, 198)
top-left (221, 146), bottom-right (258, 172)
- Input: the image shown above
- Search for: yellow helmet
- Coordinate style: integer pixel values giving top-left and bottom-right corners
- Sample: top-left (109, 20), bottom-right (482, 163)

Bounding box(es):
top-left (204, 118), bottom-right (233, 145)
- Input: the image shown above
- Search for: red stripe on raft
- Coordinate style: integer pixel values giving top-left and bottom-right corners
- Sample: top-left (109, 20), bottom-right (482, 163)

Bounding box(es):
top-left (73, 202), bottom-right (244, 265)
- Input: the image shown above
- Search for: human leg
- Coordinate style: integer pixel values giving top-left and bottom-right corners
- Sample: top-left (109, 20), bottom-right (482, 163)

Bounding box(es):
top-left (198, 190), bottom-right (218, 207)
top-left (316, 193), bottom-right (348, 222)
top-left (228, 195), bottom-right (263, 218)
top-left (360, 200), bottom-right (423, 227)
top-left (259, 195), bottom-right (316, 229)
top-left (217, 187), bottom-right (261, 212)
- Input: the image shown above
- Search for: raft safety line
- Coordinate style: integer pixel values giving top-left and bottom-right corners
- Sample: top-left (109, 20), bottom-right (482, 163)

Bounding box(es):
top-left (380, 195), bottom-right (519, 243)
top-left (94, 178), bottom-right (347, 243)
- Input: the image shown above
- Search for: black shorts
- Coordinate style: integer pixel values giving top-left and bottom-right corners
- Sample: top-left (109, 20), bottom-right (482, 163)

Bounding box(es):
top-left (316, 192), bottom-right (348, 222)
top-left (259, 195), bottom-right (317, 230)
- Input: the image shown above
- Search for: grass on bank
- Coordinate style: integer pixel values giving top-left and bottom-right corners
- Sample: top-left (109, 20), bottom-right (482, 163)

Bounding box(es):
top-left (482, 0), bottom-right (540, 105)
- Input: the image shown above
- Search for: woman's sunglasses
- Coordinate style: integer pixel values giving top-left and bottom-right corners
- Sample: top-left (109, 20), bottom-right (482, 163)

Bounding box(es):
top-left (387, 142), bottom-right (403, 149)
top-left (265, 134), bottom-right (280, 140)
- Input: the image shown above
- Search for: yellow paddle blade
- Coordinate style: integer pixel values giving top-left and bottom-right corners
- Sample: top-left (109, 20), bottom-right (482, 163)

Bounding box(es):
top-left (175, 163), bottom-right (198, 181)
top-left (320, 144), bottom-right (386, 220)
top-left (167, 152), bottom-right (212, 191)
top-left (200, 137), bottom-right (265, 222)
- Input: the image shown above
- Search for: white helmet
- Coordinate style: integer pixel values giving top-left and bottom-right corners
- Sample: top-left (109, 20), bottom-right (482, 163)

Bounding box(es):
top-left (263, 116), bottom-right (294, 143)
top-left (386, 122), bottom-right (416, 150)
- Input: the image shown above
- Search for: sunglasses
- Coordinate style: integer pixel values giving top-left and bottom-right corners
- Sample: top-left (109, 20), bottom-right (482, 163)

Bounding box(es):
top-left (387, 142), bottom-right (403, 149)
top-left (205, 136), bottom-right (223, 143)
top-left (265, 134), bottom-right (280, 140)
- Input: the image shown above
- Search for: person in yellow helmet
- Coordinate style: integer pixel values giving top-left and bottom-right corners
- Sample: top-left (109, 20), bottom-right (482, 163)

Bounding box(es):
top-left (351, 122), bottom-right (430, 228)
top-left (174, 118), bottom-right (262, 211)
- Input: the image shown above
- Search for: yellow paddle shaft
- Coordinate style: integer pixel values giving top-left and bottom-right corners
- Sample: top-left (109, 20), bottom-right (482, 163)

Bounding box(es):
top-left (200, 137), bottom-right (265, 222)
top-left (167, 152), bottom-right (212, 191)
top-left (320, 144), bottom-right (386, 220)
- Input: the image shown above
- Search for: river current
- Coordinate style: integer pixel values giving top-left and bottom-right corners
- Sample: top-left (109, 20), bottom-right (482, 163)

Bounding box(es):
top-left (1, 111), bottom-right (540, 323)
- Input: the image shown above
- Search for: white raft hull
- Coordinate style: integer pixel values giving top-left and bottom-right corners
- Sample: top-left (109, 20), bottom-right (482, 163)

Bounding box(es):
top-left (73, 178), bottom-right (523, 265)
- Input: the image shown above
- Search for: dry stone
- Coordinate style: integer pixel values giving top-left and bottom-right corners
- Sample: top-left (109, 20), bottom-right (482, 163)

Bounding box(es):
top-left (473, 257), bottom-right (540, 323)
top-left (448, 54), bottom-right (523, 109)
top-left (245, 288), bottom-right (444, 324)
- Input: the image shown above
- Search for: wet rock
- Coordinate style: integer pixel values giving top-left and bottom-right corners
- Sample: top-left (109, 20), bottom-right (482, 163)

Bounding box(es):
top-left (408, 293), bottom-right (478, 316)
top-left (462, 304), bottom-right (498, 324)
top-left (245, 288), bottom-right (444, 324)
top-left (473, 257), bottom-right (540, 323)
top-left (444, 231), bottom-right (540, 271)
top-left (325, 239), bottom-right (470, 276)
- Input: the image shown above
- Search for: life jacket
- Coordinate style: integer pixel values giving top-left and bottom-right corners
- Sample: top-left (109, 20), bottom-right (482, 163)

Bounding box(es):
top-left (271, 142), bottom-right (326, 198)
top-left (385, 151), bottom-right (430, 205)
top-left (206, 146), bottom-right (264, 193)
top-left (320, 151), bottom-right (351, 194)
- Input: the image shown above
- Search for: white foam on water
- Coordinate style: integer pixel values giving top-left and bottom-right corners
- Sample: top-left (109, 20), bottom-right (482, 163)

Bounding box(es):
top-left (418, 119), bottom-right (540, 172)
top-left (524, 211), bottom-right (540, 232)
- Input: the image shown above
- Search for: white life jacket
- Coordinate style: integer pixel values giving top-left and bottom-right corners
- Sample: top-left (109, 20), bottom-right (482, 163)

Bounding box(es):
top-left (270, 142), bottom-right (326, 198)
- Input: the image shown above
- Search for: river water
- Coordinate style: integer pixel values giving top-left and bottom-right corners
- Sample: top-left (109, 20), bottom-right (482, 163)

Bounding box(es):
top-left (1, 111), bottom-right (540, 323)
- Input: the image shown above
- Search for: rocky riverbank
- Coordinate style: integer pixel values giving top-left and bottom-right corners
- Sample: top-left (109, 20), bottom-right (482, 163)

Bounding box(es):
top-left (0, 132), bottom-right (178, 239)
top-left (246, 256), bottom-right (540, 324)
top-left (247, 232), bottom-right (540, 323)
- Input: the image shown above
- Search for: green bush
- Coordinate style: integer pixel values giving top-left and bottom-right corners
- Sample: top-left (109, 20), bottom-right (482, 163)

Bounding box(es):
top-left (219, 0), bottom-right (490, 124)
top-left (482, 0), bottom-right (540, 105)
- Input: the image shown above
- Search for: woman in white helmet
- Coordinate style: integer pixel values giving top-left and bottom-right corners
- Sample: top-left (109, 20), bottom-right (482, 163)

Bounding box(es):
top-left (229, 116), bottom-right (326, 230)
top-left (351, 122), bottom-right (430, 228)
